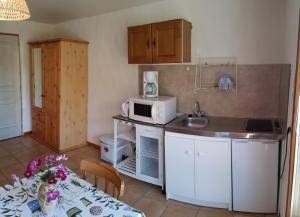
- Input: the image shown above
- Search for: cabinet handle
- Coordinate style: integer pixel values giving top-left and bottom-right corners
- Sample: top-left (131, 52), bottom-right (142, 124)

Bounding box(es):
top-left (146, 40), bottom-right (150, 48)
top-left (152, 40), bottom-right (156, 48)
top-left (185, 150), bottom-right (191, 155)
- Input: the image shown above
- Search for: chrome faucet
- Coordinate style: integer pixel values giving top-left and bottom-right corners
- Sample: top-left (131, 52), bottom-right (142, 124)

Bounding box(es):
top-left (194, 101), bottom-right (205, 118)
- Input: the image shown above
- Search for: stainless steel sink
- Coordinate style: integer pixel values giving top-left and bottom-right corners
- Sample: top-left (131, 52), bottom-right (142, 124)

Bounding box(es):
top-left (181, 117), bottom-right (209, 128)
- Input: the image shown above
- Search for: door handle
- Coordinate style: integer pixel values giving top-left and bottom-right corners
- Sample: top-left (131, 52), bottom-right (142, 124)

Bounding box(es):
top-left (152, 40), bottom-right (156, 48)
top-left (185, 150), bottom-right (191, 155)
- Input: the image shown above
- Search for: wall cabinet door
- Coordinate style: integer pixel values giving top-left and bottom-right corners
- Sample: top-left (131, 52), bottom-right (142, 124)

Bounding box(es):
top-left (128, 19), bottom-right (191, 64)
top-left (152, 19), bottom-right (183, 63)
top-left (165, 135), bottom-right (195, 198)
top-left (195, 139), bottom-right (231, 207)
top-left (128, 24), bottom-right (152, 64)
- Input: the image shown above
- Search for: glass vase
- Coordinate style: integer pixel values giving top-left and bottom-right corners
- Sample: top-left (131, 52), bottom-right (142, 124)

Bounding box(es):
top-left (38, 182), bottom-right (58, 214)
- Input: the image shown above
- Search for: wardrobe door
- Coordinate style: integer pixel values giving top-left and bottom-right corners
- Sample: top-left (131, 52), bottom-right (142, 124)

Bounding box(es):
top-left (42, 43), bottom-right (59, 149)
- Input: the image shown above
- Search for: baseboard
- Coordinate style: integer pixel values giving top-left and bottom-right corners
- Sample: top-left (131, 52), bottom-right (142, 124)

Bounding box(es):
top-left (60, 143), bottom-right (89, 153)
top-left (23, 131), bottom-right (32, 136)
top-left (87, 141), bottom-right (100, 150)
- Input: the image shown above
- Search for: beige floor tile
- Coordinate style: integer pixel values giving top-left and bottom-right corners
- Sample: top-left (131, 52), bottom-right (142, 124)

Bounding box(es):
top-left (145, 186), bottom-right (167, 202)
top-left (0, 146), bottom-right (10, 157)
top-left (162, 204), bottom-right (199, 217)
top-left (168, 199), bottom-right (201, 210)
top-left (0, 172), bottom-right (8, 186)
top-left (0, 156), bottom-right (20, 169)
top-left (2, 141), bottom-right (29, 154)
top-left (197, 208), bottom-right (233, 217)
top-left (120, 189), bottom-right (144, 206)
top-left (13, 149), bottom-right (42, 166)
top-left (135, 197), bottom-right (168, 217)
top-left (1, 164), bottom-right (26, 179)
top-left (234, 212), bottom-right (265, 217)
top-left (16, 136), bottom-right (41, 149)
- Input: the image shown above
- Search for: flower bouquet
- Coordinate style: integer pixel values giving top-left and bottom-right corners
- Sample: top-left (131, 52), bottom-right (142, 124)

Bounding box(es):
top-left (11, 154), bottom-right (69, 214)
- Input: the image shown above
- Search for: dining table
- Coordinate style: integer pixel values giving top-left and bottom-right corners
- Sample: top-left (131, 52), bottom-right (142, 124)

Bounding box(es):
top-left (0, 169), bottom-right (145, 217)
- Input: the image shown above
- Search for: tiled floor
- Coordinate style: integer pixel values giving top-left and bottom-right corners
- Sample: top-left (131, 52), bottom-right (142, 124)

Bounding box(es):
top-left (0, 135), bottom-right (278, 217)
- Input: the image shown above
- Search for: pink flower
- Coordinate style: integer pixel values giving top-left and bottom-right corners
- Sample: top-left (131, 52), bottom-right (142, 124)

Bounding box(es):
top-left (56, 169), bottom-right (67, 181)
top-left (11, 174), bottom-right (19, 182)
top-left (56, 164), bottom-right (67, 173)
top-left (45, 155), bottom-right (56, 168)
top-left (24, 170), bottom-right (32, 178)
top-left (46, 189), bottom-right (60, 202)
top-left (48, 176), bottom-right (57, 185)
top-left (56, 154), bottom-right (68, 161)
top-left (27, 160), bottom-right (39, 173)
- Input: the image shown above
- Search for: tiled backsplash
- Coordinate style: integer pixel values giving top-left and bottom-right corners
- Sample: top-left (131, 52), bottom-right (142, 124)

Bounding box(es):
top-left (139, 64), bottom-right (290, 124)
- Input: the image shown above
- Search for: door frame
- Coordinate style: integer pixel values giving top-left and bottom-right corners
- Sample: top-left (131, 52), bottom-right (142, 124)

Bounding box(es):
top-left (286, 13), bottom-right (300, 217)
top-left (0, 32), bottom-right (23, 137)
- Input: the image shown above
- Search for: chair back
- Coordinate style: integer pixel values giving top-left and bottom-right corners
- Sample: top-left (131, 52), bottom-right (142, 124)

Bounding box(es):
top-left (80, 159), bottom-right (125, 199)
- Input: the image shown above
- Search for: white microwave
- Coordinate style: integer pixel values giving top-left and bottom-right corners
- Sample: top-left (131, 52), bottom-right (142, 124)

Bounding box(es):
top-left (129, 96), bottom-right (176, 125)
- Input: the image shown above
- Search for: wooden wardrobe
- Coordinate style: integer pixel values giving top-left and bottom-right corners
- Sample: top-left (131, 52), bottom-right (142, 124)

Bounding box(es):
top-left (29, 39), bottom-right (88, 152)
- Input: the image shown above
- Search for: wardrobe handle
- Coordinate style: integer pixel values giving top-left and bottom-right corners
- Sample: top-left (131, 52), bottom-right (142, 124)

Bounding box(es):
top-left (152, 40), bottom-right (156, 48)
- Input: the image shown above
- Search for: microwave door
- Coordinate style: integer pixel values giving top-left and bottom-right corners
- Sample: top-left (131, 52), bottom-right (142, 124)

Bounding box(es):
top-left (134, 103), bottom-right (152, 117)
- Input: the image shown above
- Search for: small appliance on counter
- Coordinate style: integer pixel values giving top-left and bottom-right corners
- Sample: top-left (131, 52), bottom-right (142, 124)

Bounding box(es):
top-left (143, 71), bottom-right (158, 98)
top-left (129, 96), bottom-right (176, 125)
top-left (121, 99), bottom-right (130, 117)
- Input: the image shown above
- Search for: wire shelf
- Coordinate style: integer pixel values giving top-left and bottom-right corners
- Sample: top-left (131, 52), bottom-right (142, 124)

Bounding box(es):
top-left (194, 57), bottom-right (238, 94)
top-left (117, 129), bottom-right (136, 143)
top-left (117, 156), bottom-right (136, 177)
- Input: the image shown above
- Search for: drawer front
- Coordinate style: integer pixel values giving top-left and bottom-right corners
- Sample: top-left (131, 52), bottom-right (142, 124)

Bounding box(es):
top-left (136, 124), bottom-right (163, 137)
top-left (32, 118), bottom-right (45, 141)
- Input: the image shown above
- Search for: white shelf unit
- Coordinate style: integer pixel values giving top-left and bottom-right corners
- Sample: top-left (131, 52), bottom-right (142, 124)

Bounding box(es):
top-left (113, 118), bottom-right (164, 188)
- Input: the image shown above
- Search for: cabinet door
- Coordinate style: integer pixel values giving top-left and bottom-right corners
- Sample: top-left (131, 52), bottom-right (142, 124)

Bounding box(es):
top-left (195, 139), bottom-right (231, 207)
top-left (30, 46), bottom-right (46, 142)
top-left (42, 43), bottom-right (59, 149)
top-left (152, 19), bottom-right (183, 63)
top-left (136, 125), bottom-right (163, 186)
top-left (232, 140), bottom-right (278, 213)
top-left (128, 24), bottom-right (152, 64)
top-left (165, 135), bottom-right (195, 198)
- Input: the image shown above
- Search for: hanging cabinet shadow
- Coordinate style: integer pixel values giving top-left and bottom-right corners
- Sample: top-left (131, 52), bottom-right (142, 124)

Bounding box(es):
top-left (128, 19), bottom-right (192, 64)
top-left (29, 39), bottom-right (89, 152)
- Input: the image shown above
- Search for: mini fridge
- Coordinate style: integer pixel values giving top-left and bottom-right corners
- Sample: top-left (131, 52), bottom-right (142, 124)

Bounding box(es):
top-left (232, 139), bottom-right (279, 213)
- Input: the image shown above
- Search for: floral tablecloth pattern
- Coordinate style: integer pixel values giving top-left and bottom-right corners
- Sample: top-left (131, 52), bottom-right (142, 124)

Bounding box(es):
top-left (0, 169), bottom-right (145, 217)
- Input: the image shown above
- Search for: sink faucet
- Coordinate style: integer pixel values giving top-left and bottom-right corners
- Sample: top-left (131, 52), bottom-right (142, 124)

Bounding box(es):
top-left (194, 101), bottom-right (205, 118)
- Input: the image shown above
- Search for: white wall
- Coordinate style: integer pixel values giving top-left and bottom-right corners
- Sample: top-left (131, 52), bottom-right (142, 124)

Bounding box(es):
top-left (280, 1), bottom-right (300, 216)
top-left (53, 0), bottom-right (285, 143)
top-left (0, 21), bottom-right (54, 133)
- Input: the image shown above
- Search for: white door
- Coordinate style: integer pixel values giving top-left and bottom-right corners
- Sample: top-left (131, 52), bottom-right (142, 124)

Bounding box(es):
top-left (195, 138), bottom-right (231, 208)
top-left (232, 139), bottom-right (279, 213)
top-left (0, 34), bottom-right (22, 140)
top-left (165, 134), bottom-right (195, 198)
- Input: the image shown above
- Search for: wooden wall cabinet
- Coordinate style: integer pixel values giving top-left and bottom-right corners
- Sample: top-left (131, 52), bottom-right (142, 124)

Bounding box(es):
top-left (29, 38), bottom-right (88, 152)
top-left (128, 19), bottom-right (192, 64)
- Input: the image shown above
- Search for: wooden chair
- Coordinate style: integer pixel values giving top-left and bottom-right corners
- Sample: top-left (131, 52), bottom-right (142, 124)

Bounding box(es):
top-left (80, 159), bottom-right (125, 199)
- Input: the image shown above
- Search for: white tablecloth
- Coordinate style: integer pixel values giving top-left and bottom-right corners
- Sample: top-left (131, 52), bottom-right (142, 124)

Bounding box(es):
top-left (0, 169), bottom-right (145, 217)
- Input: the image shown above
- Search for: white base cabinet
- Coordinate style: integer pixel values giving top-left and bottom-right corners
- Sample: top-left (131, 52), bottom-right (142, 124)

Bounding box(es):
top-left (165, 132), bottom-right (232, 210)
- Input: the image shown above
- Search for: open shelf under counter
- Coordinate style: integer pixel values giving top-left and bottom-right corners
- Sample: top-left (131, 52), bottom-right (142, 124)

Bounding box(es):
top-left (117, 156), bottom-right (136, 178)
top-left (117, 129), bottom-right (136, 143)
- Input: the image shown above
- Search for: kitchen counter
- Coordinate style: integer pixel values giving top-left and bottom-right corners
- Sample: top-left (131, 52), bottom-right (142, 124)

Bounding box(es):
top-left (166, 114), bottom-right (284, 140)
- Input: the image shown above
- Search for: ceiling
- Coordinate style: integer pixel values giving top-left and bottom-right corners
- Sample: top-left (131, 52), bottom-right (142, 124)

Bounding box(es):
top-left (26, 0), bottom-right (162, 24)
